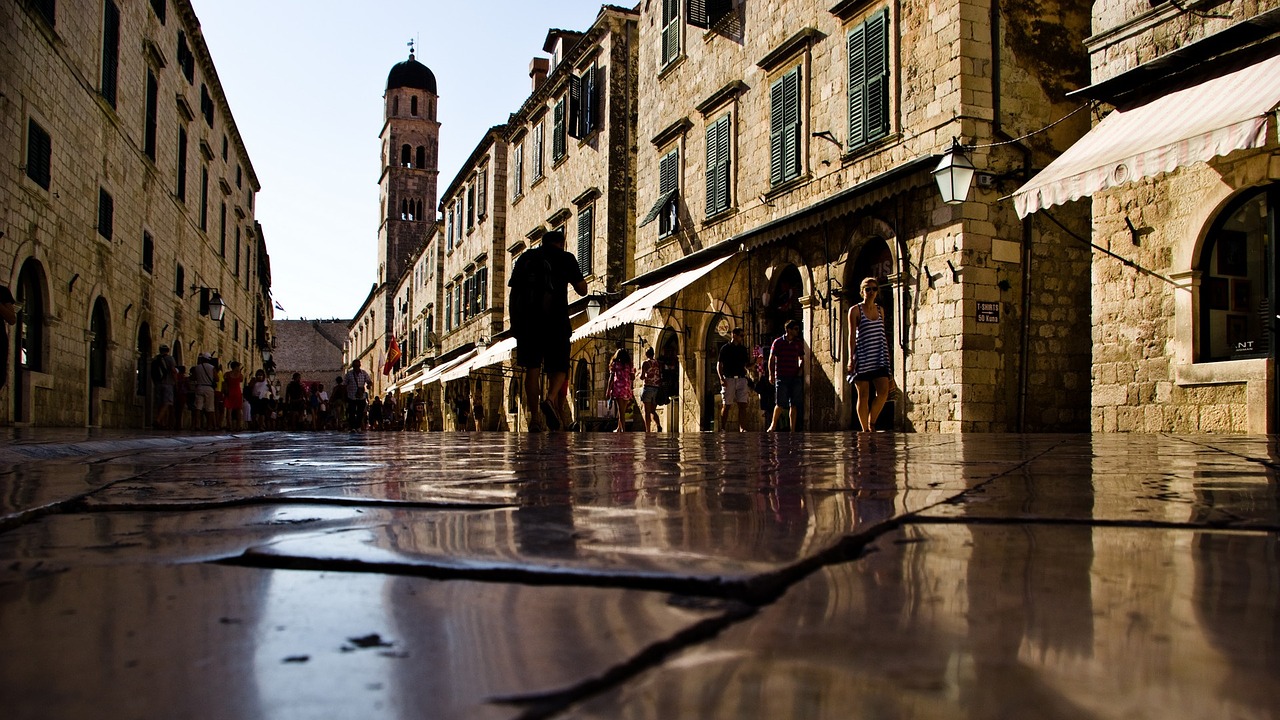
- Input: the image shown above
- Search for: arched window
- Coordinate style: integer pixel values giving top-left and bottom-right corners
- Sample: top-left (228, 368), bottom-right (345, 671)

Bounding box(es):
top-left (393, 96), bottom-right (399, 115)
top-left (416, 199), bottom-right (424, 220)
top-left (416, 146), bottom-right (425, 169)
top-left (1199, 184), bottom-right (1279, 362)
top-left (411, 95), bottom-right (418, 116)
top-left (90, 297), bottom-right (109, 388)
top-left (16, 259), bottom-right (45, 372)
top-left (400, 199), bottom-right (408, 220)
top-left (401, 144), bottom-right (411, 167)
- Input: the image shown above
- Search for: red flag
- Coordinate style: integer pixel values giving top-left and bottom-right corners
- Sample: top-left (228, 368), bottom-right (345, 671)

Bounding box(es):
top-left (382, 334), bottom-right (401, 375)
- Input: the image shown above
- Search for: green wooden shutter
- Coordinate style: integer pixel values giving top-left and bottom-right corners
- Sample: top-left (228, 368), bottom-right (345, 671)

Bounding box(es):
top-left (27, 119), bottom-right (52, 190)
top-left (772, 67), bottom-right (801, 185)
top-left (770, 75), bottom-right (786, 185)
top-left (706, 115), bottom-right (730, 216)
top-left (866, 9), bottom-right (890, 142)
top-left (568, 75), bottom-right (583, 139)
top-left (553, 98), bottom-right (566, 160)
top-left (662, 0), bottom-right (680, 65)
top-left (847, 23), bottom-right (867, 149)
top-left (577, 205), bottom-right (593, 277)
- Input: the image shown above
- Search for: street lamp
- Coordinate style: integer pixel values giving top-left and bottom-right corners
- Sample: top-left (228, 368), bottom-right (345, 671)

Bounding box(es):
top-left (586, 296), bottom-right (603, 321)
top-left (933, 138), bottom-right (976, 205)
top-left (192, 286), bottom-right (227, 322)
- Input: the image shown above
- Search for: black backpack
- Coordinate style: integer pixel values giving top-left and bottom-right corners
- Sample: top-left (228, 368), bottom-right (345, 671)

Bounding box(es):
top-left (150, 355), bottom-right (168, 383)
top-left (510, 248), bottom-right (556, 326)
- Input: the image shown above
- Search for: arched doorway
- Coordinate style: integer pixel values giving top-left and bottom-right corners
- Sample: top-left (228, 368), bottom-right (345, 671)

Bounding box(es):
top-left (88, 298), bottom-right (109, 425)
top-left (759, 265), bottom-right (803, 430)
top-left (658, 328), bottom-right (680, 430)
top-left (846, 237), bottom-right (895, 430)
top-left (573, 358), bottom-right (590, 420)
top-left (702, 313), bottom-right (733, 430)
top-left (14, 259), bottom-right (47, 423)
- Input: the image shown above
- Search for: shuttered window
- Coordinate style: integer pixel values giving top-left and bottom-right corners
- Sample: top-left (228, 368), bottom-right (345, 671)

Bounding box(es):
top-left (769, 66), bottom-right (802, 186)
top-left (478, 166), bottom-right (488, 217)
top-left (100, 0), bottom-right (119, 108)
top-left (199, 167), bottom-right (209, 231)
top-left (848, 9), bottom-right (890, 150)
top-left (577, 204), bottom-right (594, 277)
top-left (661, 0), bottom-right (681, 66)
top-left (553, 98), bottom-right (566, 162)
top-left (26, 119), bottom-right (52, 190)
top-left (33, 0), bottom-right (55, 27)
top-left (512, 143), bottom-right (523, 199)
top-left (569, 65), bottom-right (598, 139)
top-left (658, 149), bottom-right (679, 236)
top-left (176, 128), bottom-right (188, 202)
top-left (533, 122), bottom-right (544, 180)
top-left (705, 114), bottom-right (731, 217)
top-left (687, 0), bottom-right (733, 28)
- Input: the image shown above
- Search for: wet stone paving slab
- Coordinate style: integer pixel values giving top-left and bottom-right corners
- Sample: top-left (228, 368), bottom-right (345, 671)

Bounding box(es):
top-left (1, 431), bottom-right (1277, 719)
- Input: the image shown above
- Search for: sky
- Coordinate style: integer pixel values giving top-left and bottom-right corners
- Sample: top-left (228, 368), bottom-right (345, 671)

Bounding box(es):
top-left (190, 0), bottom-right (612, 320)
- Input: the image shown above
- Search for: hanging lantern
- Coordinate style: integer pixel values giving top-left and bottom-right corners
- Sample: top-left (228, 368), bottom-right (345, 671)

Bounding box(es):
top-left (933, 139), bottom-right (976, 205)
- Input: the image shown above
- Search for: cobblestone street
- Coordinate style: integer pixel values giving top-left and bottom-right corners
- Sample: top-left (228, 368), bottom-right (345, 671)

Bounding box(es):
top-left (2, 430), bottom-right (1278, 719)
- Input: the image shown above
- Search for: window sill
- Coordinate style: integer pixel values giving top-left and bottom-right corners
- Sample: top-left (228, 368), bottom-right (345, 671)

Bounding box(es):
top-left (512, 193), bottom-right (525, 206)
top-left (702, 207), bottom-right (738, 228)
top-left (841, 133), bottom-right (899, 164)
top-left (552, 155), bottom-right (568, 170)
top-left (1175, 357), bottom-right (1267, 386)
top-left (531, 175), bottom-right (546, 189)
top-left (658, 54), bottom-right (687, 81)
top-left (765, 173), bottom-right (811, 200)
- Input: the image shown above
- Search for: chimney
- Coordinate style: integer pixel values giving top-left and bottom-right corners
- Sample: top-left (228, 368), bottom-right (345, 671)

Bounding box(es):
top-left (529, 57), bottom-right (550, 91)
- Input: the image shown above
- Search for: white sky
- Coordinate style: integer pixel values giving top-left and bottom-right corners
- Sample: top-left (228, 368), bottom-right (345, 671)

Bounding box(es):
top-left (190, 0), bottom-right (612, 320)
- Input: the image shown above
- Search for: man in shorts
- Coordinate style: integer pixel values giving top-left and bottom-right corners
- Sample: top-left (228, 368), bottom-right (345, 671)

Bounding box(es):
top-left (507, 230), bottom-right (587, 431)
top-left (767, 320), bottom-right (805, 432)
top-left (717, 327), bottom-right (751, 431)
top-left (190, 353), bottom-right (218, 430)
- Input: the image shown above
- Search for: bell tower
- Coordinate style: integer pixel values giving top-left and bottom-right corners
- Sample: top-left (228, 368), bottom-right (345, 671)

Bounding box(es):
top-left (379, 43), bottom-right (440, 288)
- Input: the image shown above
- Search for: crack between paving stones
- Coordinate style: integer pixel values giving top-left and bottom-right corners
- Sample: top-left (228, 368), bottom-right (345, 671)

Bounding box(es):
top-left (906, 514), bottom-right (1280, 532)
top-left (65, 495), bottom-right (516, 513)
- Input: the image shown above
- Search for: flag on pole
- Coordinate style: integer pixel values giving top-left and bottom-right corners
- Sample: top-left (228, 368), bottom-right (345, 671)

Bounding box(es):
top-left (383, 334), bottom-right (401, 375)
top-left (274, 300), bottom-right (286, 312)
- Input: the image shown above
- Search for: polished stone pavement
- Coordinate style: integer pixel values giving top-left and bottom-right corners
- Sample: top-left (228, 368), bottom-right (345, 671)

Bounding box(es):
top-left (1, 430), bottom-right (1277, 719)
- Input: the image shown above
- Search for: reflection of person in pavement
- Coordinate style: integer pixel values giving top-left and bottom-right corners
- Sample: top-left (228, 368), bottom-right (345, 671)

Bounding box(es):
top-left (510, 440), bottom-right (579, 560)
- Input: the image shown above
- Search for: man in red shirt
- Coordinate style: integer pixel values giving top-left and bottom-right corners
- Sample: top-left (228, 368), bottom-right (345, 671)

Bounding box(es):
top-left (767, 320), bottom-right (805, 432)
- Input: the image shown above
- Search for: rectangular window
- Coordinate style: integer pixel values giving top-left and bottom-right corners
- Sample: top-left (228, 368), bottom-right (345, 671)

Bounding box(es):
top-left (445, 285), bottom-right (453, 331)
top-left (150, 0), bottom-right (165, 24)
top-left (100, 0), bottom-right (120, 108)
top-left (577, 204), bottom-right (594, 277)
top-left (33, 0), bottom-right (55, 27)
top-left (848, 9), bottom-right (890, 150)
top-left (175, 264), bottom-right (185, 296)
top-left (144, 70), bottom-right (158, 160)
top-left (234, 226), bottom-right (241, 275)
top-left (688, 0), bottom-right (733, 28)
top-left (569, 64), bottom-right (598, 139)
top-left (446, 209), bottom-right (454, 252)
top-left (705, 113), bottom-right (731, 216)
top-left (236, 165), bottom-right (242, 188)
top-left (477, 266), bottom-right (488, 312)
top-left (219, 202), bottom-right (227, 256)
top-left (142, 232), bottom-right (154, 273)
top-left (176, 127), bottom-right (188, 201)
top-left (200, 84), bottom-right (215, 127)
top-left (177, 31), bottom-right (194, 83)
top-left (97, 187), bottom-right (114, 240)
top-left (662, 0), bottom-right (681, 66)
top-left (478, 166), bottom-right (488, 217)
top-left (770, 66), bottom-right (802, 186)
top-left (466, 184), bottom-right (475, 230)
top-left (199, 166), bottom-right (209, 231)
top-left (552, 99), bottom-right (566, 162)
top-left (659, 149), bottom-right (679, 236)
top-left (533, 122), bottom-right (544, 180)
top-left (26, 119), bottom-right (52, 190)
top-left (512, 143), bottom-right (524, 198)
top-left (221, 135), bottom-right (228, 161)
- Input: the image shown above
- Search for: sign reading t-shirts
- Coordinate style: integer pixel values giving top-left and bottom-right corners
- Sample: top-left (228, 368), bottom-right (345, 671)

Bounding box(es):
top-left (977, 302), bottom-right (1000, 324)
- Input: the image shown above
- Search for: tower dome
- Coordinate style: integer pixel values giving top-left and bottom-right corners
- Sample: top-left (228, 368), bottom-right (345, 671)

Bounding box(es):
top-left (386, 52), bottom-right (437, 94)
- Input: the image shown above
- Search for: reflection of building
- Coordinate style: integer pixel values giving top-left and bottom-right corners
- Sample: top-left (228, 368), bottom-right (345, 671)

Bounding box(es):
top-left (1014, 4), bottom-right (1280, 431)
top-left (2, 0), bottom-right (272, 427)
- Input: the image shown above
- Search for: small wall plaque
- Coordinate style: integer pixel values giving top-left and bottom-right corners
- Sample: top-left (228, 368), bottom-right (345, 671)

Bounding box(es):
top-left (977, 302), bottom-right (1000, 324)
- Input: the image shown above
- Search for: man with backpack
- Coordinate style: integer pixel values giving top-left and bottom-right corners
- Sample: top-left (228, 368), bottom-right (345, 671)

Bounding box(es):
top-left (507, 230), bottom-right (587, 431)
top-left (151, 345), bottom-right (176, 429)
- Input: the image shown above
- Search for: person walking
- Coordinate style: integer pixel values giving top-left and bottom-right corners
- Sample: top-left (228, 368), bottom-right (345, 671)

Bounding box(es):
top-left (190, 354), bottom-right (218, 430)
top-left (717, 327), bottom-right (751, 431)
top-left (847, 277), bottom-right (893, 432)
top-left (343, 360), bottom-right (373, 430)
top-left (507, 230), bottom-right (587, 431)
top-left (222, 362), bottom-right (244, 431)
top-left (767, 320), bottom-right (805, 432)
top-left (606, 347), bottom-right (636, 432)
top-left (638, 346), bottom-right (663, 432)
top-left (150, 345), bottom-right (177, 429)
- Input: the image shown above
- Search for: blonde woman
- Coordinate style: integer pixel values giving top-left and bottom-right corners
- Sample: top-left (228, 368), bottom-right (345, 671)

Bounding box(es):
top-left (847, 278), bottom-right (892, 431)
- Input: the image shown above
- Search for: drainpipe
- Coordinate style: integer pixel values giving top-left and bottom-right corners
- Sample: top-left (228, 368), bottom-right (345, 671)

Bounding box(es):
top-left (991, 0), bottom-right (1033, 432)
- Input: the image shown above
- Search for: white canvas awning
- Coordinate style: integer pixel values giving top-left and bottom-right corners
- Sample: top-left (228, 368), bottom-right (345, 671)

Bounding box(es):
top-left (1014, 53), bottom-right (1280, 218)
top-left (570, 254), bottom-right (734, 342)
top-left (392, 369), bottom-right (425, 392)
top-left (439, 337), bottom-right (518, 382)
top-left (418, 349), bottom-right (479, 387)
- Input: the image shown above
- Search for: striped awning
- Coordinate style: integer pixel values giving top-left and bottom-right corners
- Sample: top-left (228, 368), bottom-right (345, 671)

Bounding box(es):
top-left (570, 254), bottom-right (734, 341)
top-left (418, 348), bottom-right (479, 387)
top-left (439, 337), bottom-right (518, 383)
top-left (1014, 53), bottom-right (1280, 218)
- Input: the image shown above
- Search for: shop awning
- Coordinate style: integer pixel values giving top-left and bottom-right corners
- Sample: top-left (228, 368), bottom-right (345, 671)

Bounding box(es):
top-left (392, 369), bottom-right (425, 392)
top-left (439, 337), bottom-right (518, 382)
top-left (418, 348), bottom-right (479, 387)
top-left (1014, 53), bottom-right (1280, 218)
top-left (571, 254), bottom-right (735, 341)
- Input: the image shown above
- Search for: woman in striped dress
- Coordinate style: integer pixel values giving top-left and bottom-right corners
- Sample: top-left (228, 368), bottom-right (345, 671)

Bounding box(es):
top-left (847, 277), bottom-right (892, 431)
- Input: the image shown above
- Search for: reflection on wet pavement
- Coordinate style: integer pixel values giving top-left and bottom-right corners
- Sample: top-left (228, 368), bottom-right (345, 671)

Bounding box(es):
top-left (1, 431), bottom-right (1277, 718)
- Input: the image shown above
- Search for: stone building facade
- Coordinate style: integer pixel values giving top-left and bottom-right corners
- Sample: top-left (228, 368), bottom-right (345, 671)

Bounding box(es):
top-left (272, 319), bottom-right (348, 388)
top-left (619, 0), bottom-right (1094, 431)
top-left (1, 0), bottom-right (272, 427)
top-left (1015, 0), bottom-right (1280, 432)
